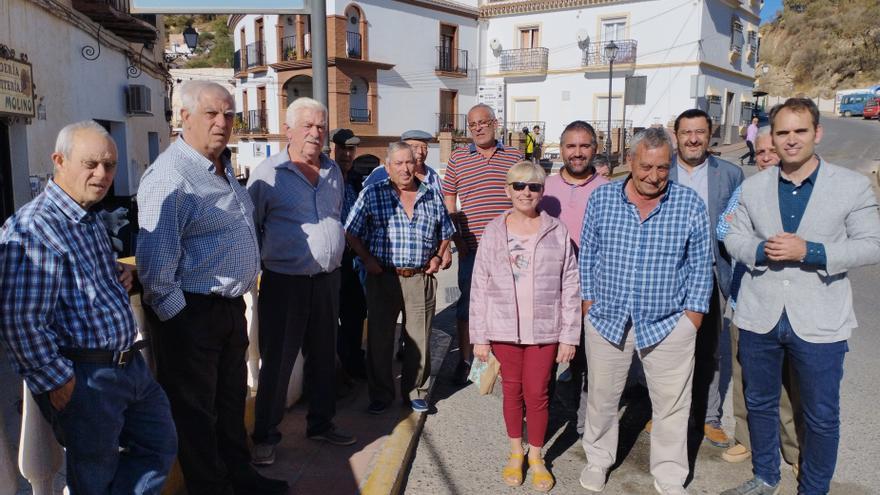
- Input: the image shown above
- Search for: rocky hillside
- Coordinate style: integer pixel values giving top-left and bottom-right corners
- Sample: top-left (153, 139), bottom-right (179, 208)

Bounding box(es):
top-left (758, 0), bottom-right (880, 96)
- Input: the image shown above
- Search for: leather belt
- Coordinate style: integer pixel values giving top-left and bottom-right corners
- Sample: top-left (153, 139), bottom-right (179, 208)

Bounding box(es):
top-left (59, 340), bottom-right (149, 368)
top-left (390, 267), bottom-right (425, 278)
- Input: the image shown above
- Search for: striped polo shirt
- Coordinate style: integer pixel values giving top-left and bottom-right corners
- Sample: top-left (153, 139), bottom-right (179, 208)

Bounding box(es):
top-left (442, 141), bottom-right (522, 250)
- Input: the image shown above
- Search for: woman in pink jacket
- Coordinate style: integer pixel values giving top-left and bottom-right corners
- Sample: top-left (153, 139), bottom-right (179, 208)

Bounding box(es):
top-left (470, 160), bottom-right (581, 492)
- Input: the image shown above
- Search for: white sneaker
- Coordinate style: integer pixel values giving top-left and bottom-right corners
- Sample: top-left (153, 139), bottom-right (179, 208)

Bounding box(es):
top-left (654, 479), bottom-right (688, 495)
top-left (579, 464), bottom-right (607, 492)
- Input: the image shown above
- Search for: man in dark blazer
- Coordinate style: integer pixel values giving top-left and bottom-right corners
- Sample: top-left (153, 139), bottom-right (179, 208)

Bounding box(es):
top-left (669, 109), bottom-right (744, 448)
top-left (722, 98), bottom-right (880, 494)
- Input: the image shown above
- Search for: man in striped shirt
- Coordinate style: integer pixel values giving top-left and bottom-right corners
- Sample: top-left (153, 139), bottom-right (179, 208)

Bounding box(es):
top-left (442, 104), bottom-right (522, 384)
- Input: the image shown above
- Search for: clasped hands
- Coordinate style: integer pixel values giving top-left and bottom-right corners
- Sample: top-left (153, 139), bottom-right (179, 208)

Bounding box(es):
top-left (764, 232), bottom-right (807, 262)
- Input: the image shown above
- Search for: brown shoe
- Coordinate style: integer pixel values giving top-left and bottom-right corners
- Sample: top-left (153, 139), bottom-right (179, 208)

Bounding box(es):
top-left (704, 422), bottom-right (731, 448)
top-left (722, 443), bottom-right (752, 463)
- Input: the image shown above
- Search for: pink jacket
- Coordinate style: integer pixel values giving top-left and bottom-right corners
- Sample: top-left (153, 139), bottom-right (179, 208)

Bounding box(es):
top-left (469, 210), bottom-right (581, 346)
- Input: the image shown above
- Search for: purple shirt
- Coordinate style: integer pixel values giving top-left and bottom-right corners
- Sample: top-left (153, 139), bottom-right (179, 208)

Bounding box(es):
top-left (746, 123), bottom-right (758, 143)
top-left (540, 172), bottom-right (610, 249)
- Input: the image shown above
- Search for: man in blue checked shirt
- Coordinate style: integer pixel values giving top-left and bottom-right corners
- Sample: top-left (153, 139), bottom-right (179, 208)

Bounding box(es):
top-left (0, 121), bottom-right (177, 494)
top-left (345, 141), bottom-right (454, 414)
top-left (138, 82), bottom-right (286, 495)
top-left (578, 127), bottom-right (713, 495)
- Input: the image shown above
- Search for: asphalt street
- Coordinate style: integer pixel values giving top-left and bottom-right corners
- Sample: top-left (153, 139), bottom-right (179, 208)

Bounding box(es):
top-left (404, 114), bottom-right (880, 494)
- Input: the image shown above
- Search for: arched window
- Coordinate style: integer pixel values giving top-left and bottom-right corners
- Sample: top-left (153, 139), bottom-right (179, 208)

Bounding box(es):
top-left (349, 78), bottom-right (370, 123)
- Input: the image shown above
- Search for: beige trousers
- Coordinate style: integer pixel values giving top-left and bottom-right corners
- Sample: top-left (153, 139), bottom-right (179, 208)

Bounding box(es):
top-left (582, 315), bottom-right (696, 488)
top-left (730, 319), bottom-right (801, 465)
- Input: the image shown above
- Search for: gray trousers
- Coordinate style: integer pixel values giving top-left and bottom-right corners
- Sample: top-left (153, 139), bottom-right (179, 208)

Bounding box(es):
top-left (365, 272), bottom-right (437, 403)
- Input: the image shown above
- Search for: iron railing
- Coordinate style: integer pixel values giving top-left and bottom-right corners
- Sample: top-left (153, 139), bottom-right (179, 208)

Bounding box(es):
top-left (246, 42), bottom-right (266, 68)
top-left (233, 50), bottom-right (242, 73)
top-left (581, 40), bottom-right (637, 66)
top-left (346, 32), bottom-right (362, 59)
top-left (281, 36), bottom-right (297, 61)
top-left (247, 109), bottom-right (268, 134)
top-left (350, 107), bottom-right (370, 123)
top-left (436, 47), bottom-right (468, 75)
top-left (499, 47), bottom-right (549, 73)
top-left (436, 113), bottom-right (467, 134)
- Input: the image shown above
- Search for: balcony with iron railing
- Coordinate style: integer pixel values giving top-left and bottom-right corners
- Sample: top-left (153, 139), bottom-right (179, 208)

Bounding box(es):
top-left (242, 109), bottom-right (268, 134)
top-left (436, 113), bottom-right (468, 135)
top-left (280, 35), bottom-right (312, 61)
top-left (346, 32), bottom-right (362, 59)
top-left (499, 47), bottom-right (549, 75)
top-left (246, 42), bottom-right (267, 70)
top-left (71, 0), bottom-right (157, 43)
top-left (233, 50), bottom-right (243, 75)
top-left (581, 40), bottom-right (638, 68)
top-left (350, 107), bottom-right (370, 123)
top-left (436, 47), bottom-right (468, 76)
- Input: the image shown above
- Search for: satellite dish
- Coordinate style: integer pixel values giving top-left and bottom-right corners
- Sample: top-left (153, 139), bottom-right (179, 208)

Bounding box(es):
top-left (576, 29), bottom-right (590, 49)
top-left (489, 38), bottom-right (502, 52)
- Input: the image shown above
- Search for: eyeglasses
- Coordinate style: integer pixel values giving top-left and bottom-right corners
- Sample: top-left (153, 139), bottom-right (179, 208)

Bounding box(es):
top-left (509, 182), bottom-right (543, 192)
top-left (467, 119), bottom-right (495, 130)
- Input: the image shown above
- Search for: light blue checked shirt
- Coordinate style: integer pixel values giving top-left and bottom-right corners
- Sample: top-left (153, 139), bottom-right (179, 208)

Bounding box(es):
top-left (0, 181), bottom-right (137, 393)
top-left (247, 150), bottom-right (345, 276)
top-left (345, 178), bottom-right (455, 268)
top-left (580, 180), bottom-right (713, 349)
top-left (137, 138), bottom-right (261, 321)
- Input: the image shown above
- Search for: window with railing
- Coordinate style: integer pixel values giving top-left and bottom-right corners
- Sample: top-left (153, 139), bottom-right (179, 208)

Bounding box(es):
top-left (436, 47), bottom-right (468, 75)
top-left (581, 40), bottom-right (638, 66)
top-left (747, 30), bottom-right (759, 57)
top-left (233, 50), bottom-right (242, 73)
top-left (346, 32), bottom-right (362, 59)
top-left (247, 109), bottom-right (268, 133)
top-left (350, 107), bottom-right (370, 123)
top-left (436, 113), bottom-right (467, 135)
top-left (730, 19), bottom-right (744, 53)
top-left (499, 47), bottom-right (549, 73)
top-left (246, 42), bottom-right (266, 68)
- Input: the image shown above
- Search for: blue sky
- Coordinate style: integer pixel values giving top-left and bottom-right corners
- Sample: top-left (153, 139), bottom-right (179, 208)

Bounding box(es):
top-left (761, 0), bottom-right (783, 24)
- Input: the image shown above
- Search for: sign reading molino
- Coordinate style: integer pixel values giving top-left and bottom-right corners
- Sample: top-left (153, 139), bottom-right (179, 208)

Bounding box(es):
top-left (0, 54), bottom-right (35, 118)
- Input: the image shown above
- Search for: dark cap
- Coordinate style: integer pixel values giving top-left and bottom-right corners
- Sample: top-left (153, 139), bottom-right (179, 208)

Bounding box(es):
top-left (330, 128), bottom-right (360, 146)
top-left (400, 129), bottom-right (433, 142)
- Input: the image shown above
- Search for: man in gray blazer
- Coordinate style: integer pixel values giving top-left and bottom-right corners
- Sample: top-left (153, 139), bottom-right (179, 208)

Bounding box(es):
top-left (722, 98), bottom-right (880, 495)
top-left (669, 109), bottom-right (744, 448)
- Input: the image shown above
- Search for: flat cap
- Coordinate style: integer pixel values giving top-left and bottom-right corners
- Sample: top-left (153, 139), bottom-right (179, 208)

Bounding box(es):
top-left (400, 129), bottom-right (433, 142)
top-left (330, 128), bottom-right (360, 146)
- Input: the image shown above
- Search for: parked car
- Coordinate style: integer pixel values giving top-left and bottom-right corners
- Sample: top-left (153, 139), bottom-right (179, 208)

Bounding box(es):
top-left (863, 97), bottom-right (880, 120)
top-left (839, 93), bottom-right (874, 117)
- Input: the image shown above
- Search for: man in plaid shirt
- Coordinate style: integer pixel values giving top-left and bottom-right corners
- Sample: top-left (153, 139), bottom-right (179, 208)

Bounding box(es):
top-left (345, 142), bottom-right (454, 414)
top-left (0, 121), bottom-right (176, 493)
top-left (578, 128), bottom-right (713, 495)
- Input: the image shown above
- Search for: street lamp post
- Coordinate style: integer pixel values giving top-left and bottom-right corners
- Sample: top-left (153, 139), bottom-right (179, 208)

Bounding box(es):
top-left (604, 40), bottom-right (619, 165)
top-left (164, 24), bottom-right (199, 64)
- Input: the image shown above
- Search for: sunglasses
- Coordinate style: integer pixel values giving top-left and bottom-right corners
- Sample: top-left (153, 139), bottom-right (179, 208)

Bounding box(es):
top-left (509, 182), bottom-right (543, 192)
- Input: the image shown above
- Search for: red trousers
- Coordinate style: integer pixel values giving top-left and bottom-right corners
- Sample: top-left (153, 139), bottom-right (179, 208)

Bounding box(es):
top-left (491, 342), bottom-right (558, 448)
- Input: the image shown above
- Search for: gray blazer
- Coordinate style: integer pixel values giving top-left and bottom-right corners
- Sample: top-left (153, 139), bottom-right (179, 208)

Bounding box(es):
top-left (724, 161), bottom-right (880, 342)
top-left (670, 155), bottom-right (744, 297)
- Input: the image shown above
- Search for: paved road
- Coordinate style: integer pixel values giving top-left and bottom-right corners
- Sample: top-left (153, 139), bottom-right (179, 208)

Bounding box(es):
top-left (405, 115), bottom-right (880, 494)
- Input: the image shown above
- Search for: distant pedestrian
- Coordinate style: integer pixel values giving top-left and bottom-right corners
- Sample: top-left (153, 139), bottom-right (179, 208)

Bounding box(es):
top-left (524, 127), bottom-right (536, 161)
top-left (470, 160), bottom-right (580, 493)
top-left (579, 127), bottom-right (712, 495)
top-left (137, 82), bottom-right (287, 494)
top-left (739, 116), bottom-right (759, 166)
top-left (0, 121), bottom-right (177, 494)
top-left (592, 155), bottom-right (612, 179)
top-left (722, 98), bottom-right (880, 495)
top-left (533, 125), bottom-right (544, 162)
top-left (671, 108), bottom-right (743, 449)
top-left (345, 142), bottom-right (454, 414)
top-left (443, 104), bottom-right (522, 384)
top-left (718, 125), bottom-right (802, 469)
top-left (247, 97), bottom-right (357, 466)
top-left (332, 128), bottom-right (368, 380)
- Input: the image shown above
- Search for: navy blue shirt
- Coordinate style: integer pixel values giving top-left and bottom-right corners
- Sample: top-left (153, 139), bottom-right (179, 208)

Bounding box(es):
top-left (755, 162), bottom-right (826, 267)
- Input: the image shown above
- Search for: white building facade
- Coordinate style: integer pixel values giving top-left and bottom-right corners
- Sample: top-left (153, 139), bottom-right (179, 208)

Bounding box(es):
top-left (230, 0), bottom-right (481, 173)
top-left (0, 0), bottom-right (169, 248)
top-left (479, 0), bottom-right (761, 154)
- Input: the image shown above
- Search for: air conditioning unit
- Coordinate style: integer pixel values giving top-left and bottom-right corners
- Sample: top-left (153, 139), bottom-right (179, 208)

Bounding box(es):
top-left (126, 85), bottom-right (152, 115)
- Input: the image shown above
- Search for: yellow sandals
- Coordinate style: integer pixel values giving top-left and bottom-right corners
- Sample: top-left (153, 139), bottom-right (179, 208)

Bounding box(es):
top-left (528, 457), bottom-right (555, 492)
top-left (502, 452), bottom-right (525, 486)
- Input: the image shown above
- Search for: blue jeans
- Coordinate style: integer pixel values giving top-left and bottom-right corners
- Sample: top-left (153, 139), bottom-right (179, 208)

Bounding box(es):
top-left (35, 352), bottom-right (177, 494)
top-left (740, 312), bottom-right (847, 494)
top-left (456, 250), bottom-right (477, 321)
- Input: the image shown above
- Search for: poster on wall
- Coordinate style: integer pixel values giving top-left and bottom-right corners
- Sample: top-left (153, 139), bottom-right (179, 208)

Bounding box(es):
top-left (478, 80), bottom-right (505, 125)
top-left (0, 49), bottom-right (35, 119)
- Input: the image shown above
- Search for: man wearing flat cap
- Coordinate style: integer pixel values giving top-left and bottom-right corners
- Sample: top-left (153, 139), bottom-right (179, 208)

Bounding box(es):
top-left (331, 128), bottom-right (368, 379)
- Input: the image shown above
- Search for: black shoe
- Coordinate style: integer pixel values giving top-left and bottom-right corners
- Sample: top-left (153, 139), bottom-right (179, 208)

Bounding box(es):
top-left (231, 466), bottom-right (289, 495)
top-left (367, 400), bottom-right (389, 415)
top-left (453, 360), bottom-right (472, 386)
top-left (308, 426), bottom-right (358, 446)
